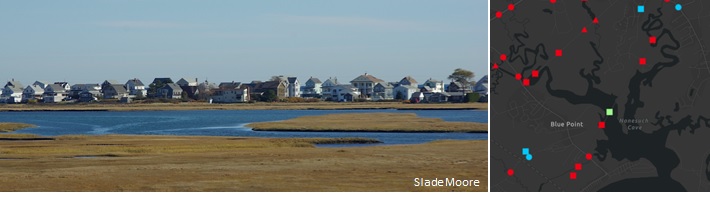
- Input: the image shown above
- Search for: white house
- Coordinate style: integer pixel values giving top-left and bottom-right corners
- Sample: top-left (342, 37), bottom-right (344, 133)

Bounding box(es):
top-left (125, 78), bottom-right (147, 97)
top-left (211, 88), bottom-right (249, 103)
top-left (286, 77), bottom-right (300, 98)
top-left (393, 85), bottom-right (419, 100)
top-left (329, 85), bottom-right (360, 102)
top-left (423, 78), bottom-right (445, 93)
top-left (22, 85), bottom-right (44, 102)
top-left (320, 77), bottom-right (339, 100)
top-left (43, 84), bottom-right (68, 103)
top-left (2, 80), bottom-right (24, 103)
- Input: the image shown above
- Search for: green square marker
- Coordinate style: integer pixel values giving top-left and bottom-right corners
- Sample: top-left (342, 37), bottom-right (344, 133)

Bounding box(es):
top-left (606, 108), bottom-right (613, 116)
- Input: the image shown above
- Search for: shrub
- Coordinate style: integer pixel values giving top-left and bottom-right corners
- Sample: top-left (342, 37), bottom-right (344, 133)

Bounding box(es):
top-left (464, 93), bottom-right (480, 103)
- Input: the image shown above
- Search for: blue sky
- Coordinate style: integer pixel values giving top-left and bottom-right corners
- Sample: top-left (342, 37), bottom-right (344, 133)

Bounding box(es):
top-left (0, 0), bottom-right (486, 85)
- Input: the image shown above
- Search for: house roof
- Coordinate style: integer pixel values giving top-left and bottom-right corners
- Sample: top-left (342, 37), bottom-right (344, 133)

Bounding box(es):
top-left (375, 83), bottom-right (393, 88)
top-left (5, 80), bottom-right (23, 88)
top-left (322, 78), bottom-right (338, 87)
top-left (258, 81), bottom-right (283, 89)
top-left (177, 77), bottom-right (198, 86)
top-left (126, 79), bottom-right (145, 86)
top-left (450, 82), bottom-right (464, 87)
top-left (219, 82), bottom-right (243, 89)
top-left (287, 77), bottom-right (298, 84)
top-left (350, 73), bottom-right (384, 83)
top-left (400, 76), bottom-right (418, 85)
top-left (25, 85), bottom-right (44, 93)
top-left (103, 80), bottom-right (119, 85)
top-left (109, 84), bottom-right (128, 94)
top-left (161, 83), bottom-right (182, 91)
top-left (5, 86), bottom-right (23, 93)
top-left (425, 78), bottom-right (442, 84)
top-left (46, 84), bottom-right (67, 93)
top-left (306, 77), bottom-right (322, 84)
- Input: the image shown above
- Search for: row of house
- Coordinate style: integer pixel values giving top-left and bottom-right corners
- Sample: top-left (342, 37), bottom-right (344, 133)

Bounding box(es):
top-left (1, 74), bottom-right (487, 103)
top-left (300, 73), bottom-right (487, 102)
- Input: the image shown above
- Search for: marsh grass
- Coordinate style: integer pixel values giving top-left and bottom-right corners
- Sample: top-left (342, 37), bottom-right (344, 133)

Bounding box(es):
top-left (0, 135), bottom-right (487, 192)
top-left (247, 113), bottom-right (487, 133)
top-left (0, 123), bottom-right (36, 132)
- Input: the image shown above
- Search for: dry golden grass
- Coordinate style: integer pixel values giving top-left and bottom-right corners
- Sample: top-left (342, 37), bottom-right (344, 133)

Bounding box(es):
top-left (0, 122), bottom-right (36, 132)
top-left (0, 102), bottom-right (486, 111)
top-left (247, 113), bottom-right (487, 133)
top-left (0, 135), bottom-right (487, 192)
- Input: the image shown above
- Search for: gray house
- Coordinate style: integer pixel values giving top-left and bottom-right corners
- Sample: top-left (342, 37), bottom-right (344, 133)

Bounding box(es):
top-left (156, 83), bottom-right (183, 99)
top-left (103, 84), bottom-right (128, 99)
top-left (373, 83), bottom-right (394, 101)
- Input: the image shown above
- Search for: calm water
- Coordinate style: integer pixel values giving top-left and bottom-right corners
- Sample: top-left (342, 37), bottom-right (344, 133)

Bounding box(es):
top-left (0, 109), bottom-right (487, 147)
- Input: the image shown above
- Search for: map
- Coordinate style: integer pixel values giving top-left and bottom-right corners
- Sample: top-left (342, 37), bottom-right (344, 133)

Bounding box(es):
top-left (490, 0), bottom-right (710, 192)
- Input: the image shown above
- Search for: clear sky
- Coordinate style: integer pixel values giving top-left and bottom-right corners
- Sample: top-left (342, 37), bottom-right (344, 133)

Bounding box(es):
top-left (0, 0), bottom-right (486, 86)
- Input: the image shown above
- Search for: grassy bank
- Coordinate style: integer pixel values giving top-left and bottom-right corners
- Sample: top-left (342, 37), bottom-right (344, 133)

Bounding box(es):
top-left (0, 123), bottom-right (36, 132)
top-left (0, 135), bottom-right (487, 192)
top-left (0, 102), bottom-right (486, 112)
top-left (247, 113), bottom-right (487, 133)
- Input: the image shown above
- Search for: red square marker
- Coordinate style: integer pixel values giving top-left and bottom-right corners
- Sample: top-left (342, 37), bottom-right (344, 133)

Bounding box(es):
top-left (639, 58), bottom-right (647, 65)
top-left (570, 172), bottom-right (577, 180)
top-left (649, 36), bottom-right (657, 45)
top-left (532, 70), bottom-right (539, 78)
top-left (523, 78), bottom-right (530, 86)
top-left (515, 73), bottom-right (522, 81)
top-left (598, 121), bottom-right (605, 129)
top-left (575, 163), bottom-right (582, 171)
top-left (585, 153), bottom-right (593, 160)
top-left (555, 49), bottom-right (563, 57)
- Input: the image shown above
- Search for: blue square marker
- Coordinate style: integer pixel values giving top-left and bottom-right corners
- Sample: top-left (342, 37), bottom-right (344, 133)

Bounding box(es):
top-left (522, 148), bottom-right (530, 155)
top-left (637, 5), bottom-right (645, 13)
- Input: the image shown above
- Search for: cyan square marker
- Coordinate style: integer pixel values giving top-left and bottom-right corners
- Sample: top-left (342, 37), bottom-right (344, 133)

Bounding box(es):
top-left (522, 148), bottom-right (529, 155)
top-left (606, 108), bottom-right (613, 116)
top-left (637, 5), bottom-right (645, 13)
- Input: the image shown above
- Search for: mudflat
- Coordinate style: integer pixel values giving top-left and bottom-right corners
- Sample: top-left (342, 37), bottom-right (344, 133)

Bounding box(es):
top-left (0, 135), bottom-right (487, 191)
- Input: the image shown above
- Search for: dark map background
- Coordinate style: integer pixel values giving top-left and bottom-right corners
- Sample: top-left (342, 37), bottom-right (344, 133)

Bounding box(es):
top-left (490, 0), bottom-right (710, 192)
